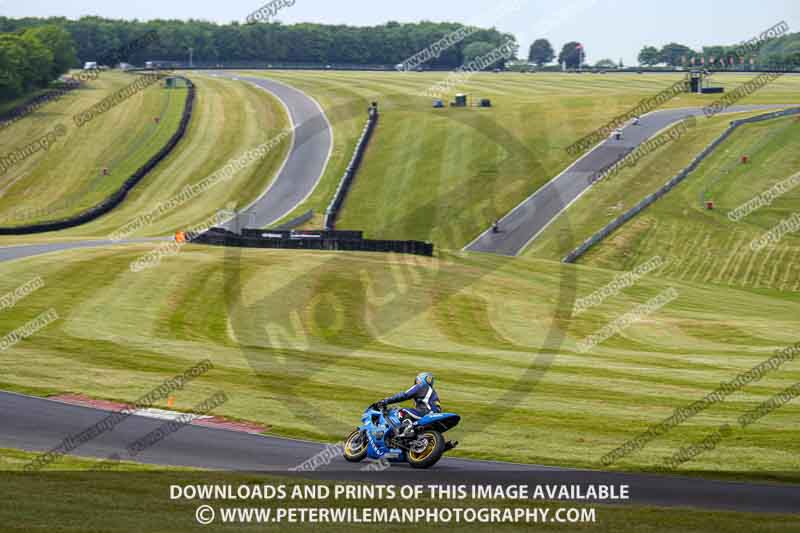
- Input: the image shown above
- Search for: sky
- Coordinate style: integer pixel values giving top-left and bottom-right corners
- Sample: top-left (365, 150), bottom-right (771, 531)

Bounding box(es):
top-left (1, 0), bottom-right (798, 65)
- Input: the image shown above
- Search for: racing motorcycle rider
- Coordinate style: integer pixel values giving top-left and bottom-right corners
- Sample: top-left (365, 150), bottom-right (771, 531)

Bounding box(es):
top-left (371, 372), bottom-right (441, 438)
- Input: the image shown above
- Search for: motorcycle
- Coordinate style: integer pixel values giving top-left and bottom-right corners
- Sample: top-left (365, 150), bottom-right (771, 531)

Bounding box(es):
top-left (343, 404), bottom-right (460, 469)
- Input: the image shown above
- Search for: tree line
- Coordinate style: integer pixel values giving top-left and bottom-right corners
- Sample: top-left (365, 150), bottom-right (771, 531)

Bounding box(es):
top-left (638, 35), bottom-right (800, 68)
top-left (527, 39), bottom-right (590, 69)
top-left (527, 34), bottom-right (800, 70)
top-left (0, 16), bottom-right (516, 70)
top-left (0, 25), bottom-right (77, 99)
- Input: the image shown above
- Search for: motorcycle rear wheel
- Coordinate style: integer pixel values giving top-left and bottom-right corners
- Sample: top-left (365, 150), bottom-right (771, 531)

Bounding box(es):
top-left (407, 430), bottom-right (445, 469)
top-left (343, 429), bottom-right (368, 462)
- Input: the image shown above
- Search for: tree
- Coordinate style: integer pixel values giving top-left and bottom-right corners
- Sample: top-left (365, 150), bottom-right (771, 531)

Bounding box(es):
top-left (784, 42), bottom-right (800, 68)
top-left (659, 42), bottom-right (694, 67)
top-left (594, 58), bottom-right (616, 69)
top-left (0, 35), bottom-right (26, 98)
top-left (26, 25), bottom-right (77, 78)
top-left (462, 41), bottom-right (497, 64)
top-left (763, 52), bottom-right (786, 69)
top-left (638, 46), bottom-right (660, 66)
top-left (19, 32), bottom-right (54, 88)
top-left (528, 38), bottom-right (554, 66)
top-left (787, 50), bottom-right (800, 68)
top-left (558, 41), bottom-right (584, 69)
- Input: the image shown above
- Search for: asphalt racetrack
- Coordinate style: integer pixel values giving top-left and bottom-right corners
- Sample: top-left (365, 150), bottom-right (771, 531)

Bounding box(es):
top-left (1, 78), bottom-right (799, 514)
top-left (0, 72), bottom-right (333, 263)
top-left (204, 71), bottom-right (333, 230)
top-left (465, 104), bottom-right (799, 256)
top-left (2, 391), bottom-right (799, 514)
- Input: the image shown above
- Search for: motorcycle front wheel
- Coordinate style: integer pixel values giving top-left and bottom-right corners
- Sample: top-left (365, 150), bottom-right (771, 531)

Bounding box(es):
top-left (343, 429), bottom-right (368, 462)
top-left (407, 430), bottom-right (445, 469)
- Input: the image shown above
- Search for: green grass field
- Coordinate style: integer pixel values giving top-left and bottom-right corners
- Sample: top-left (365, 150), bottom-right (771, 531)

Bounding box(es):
top-left (1, 244), bottom-right (798, 481)
top-left (1, 71), bottom-right (799, 492)
top-left (237, 71), bottom-right (800, 249)
top-left (2, 452), bottom-right (800, 533)
top-left (3, 71), bottom-right (798, 249)
top-left (3, 453), bottom-right (798, 533)
top-left (538, 114), bottom-right (800, 293)
top-left (0, 72), bottom-right (187, 226)
top-left (0, 71), bottom-right (290, 244)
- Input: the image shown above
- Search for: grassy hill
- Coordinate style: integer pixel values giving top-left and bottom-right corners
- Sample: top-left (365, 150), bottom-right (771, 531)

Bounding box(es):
top-left (1, 245), bottom-right (798, 481)
top-left (240, 71), bottom-right (800, 249)
top-left (2, 71), bottom-right (798, 247)
top-left (553, 114), bottom-right (800, 291)
top-left (0, 72), bottom-right (291, 244)
top-left (1, 71), bottom-right (799, 483)
top-left (0, 72), bottom-right (187, 226)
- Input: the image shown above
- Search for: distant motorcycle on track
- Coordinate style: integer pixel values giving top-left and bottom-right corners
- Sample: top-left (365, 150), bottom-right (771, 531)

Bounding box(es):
top-left (343, 404), bottom-right (460, 469)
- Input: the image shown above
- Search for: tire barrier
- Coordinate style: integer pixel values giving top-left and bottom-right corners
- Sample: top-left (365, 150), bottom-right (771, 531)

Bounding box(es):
top-left (324, 104), bottom-right (379, 231)
top-left (193, 227), bottom-right (434, 257)
top-left (0, 87), bottom-right (79, 132)
top-left (562, 106), bottom-right (800, 264)
top-left (274, 209), bottom-right (314, 230)
top-left (0, 77), bottom-right (195, 235)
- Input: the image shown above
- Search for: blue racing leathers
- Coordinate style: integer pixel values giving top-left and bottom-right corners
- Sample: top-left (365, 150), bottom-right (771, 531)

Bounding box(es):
top-left (383, 383), bottom-right (441, 416)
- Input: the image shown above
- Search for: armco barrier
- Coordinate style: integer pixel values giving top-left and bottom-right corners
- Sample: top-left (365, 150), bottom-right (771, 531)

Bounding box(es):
top-left (563, 107), bottom-right (800, 263)
top-left (274, 209), bottom-right (314, 230)
top-left (324, 104), bottom-right (379, 230)
top-left (193, 227), bottom-right (433, 257)
top-left (0, 76), bottom-right (195, 235)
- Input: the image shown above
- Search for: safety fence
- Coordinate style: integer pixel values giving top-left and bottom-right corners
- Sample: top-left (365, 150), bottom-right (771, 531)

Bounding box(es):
top-left (324, 105), bottom-right (379, 231)
top-left (193, 227), bottom-right (433, 257)
top-left (134, 63), bottom-right (800, 74)
top-left (562, 106), bottom-right (800, 263)
top-left (132, 63), bottom-right (459, 72)
top-left (0, 77), bottom-right (195, 235)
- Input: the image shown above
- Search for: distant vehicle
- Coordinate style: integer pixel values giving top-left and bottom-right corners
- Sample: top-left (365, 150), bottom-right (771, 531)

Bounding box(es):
top-left (145, 61), bottom-right (172, 69)
top-left (83, 61), bottom-right (98, 70)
